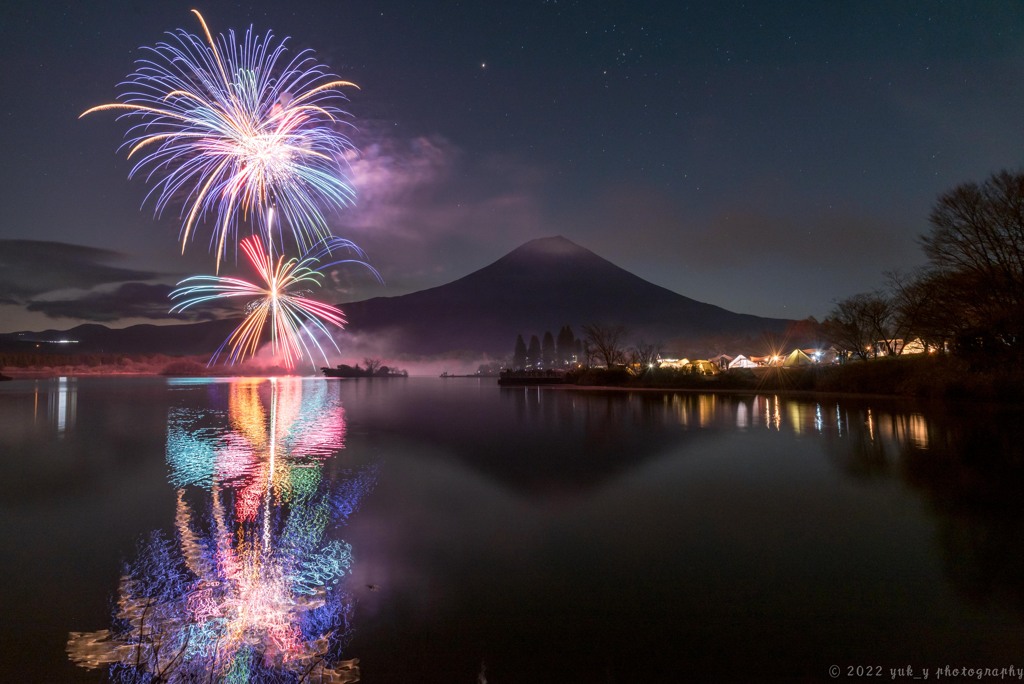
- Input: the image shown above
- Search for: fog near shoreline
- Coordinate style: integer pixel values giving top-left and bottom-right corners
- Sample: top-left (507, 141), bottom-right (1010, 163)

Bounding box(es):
top-left (1, 349), bottom-right (503, 379)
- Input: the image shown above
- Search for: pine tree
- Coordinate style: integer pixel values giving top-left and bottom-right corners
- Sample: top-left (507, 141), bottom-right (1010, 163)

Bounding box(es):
top-left (527, 335), bottom-right (541, 368)
top-left (513, 334), bottom-right (528, 369)
top-left (556, 325), bottom-right (576, 366)
top-left (541, 331), bottom-right (556, 368)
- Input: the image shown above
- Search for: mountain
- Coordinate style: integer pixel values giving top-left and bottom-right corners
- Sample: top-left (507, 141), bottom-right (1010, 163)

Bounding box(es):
top-left (0, 320), bottom-right (238, 356)
top-left (339, 236), bottom-right (796, 357)
top-left (1, 236), bottom-right (800, 359)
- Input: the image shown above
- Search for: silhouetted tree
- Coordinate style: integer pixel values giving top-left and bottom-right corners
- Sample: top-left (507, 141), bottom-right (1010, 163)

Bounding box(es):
top-left (887, 269), bottom-right (947, 352)
top-left (541, 331), bottom-right (556, 367)
top-left (527, 335), bottom-right (541, 368)
top-left (582, 323), bottom-right (627, 367)
top-left (919, 170), bottom-right (1024, 359)
top-left (556, 325), bottom-right (576, 366)
top-left (823, 292), bottom-right (900, 360)
top-left (629, 340), bottom-right (662, 376)
top-left (513, 334), bottom-right (527, 369)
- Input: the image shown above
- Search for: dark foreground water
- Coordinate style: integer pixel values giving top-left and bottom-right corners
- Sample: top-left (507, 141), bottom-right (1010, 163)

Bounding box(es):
top-left (2, 376), bottom-right (1023, 682)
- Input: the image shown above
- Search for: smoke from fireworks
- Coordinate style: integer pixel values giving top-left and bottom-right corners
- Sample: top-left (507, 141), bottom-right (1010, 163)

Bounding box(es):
top-left (81, 10), bottom-right (359, 270)
top-left (170, 235), bottom-right (372, 369)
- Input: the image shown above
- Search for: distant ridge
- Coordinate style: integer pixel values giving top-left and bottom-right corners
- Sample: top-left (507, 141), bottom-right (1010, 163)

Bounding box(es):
top-left (0, 319), bottom-right (238, 356)
top-left (0, 236), bottom-right (798, 359)
top-left (339, 235), bottom-right (795, 356)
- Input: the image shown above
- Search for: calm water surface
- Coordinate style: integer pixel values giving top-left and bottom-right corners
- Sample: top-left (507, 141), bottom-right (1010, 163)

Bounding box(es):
top-left (1, 376), bottom-right (1023, 682)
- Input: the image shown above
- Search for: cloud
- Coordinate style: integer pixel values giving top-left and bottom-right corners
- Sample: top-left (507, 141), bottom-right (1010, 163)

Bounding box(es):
top-left (344, 135), bottom-right (457, 236)
top-left (26, 282), bottom-right (191, 322)
top-left (0, 240), bottom-right (163, 302)
top-left (328, 132), bottom-right (551, 297)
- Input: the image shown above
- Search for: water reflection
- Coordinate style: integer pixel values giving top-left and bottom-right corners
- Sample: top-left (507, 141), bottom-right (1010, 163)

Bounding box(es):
top-left (654, 392), bottom-right (931, 448)
top-left (50, 377), bottom-right (77, 435)
top-left (338, 385), bottom-right (1024, 679)
top-left (68, 377), bottom-right (374, 682)
top-left (876, 405), bottom-right (1024, 614)
top-left (0, 378), bottom-right (1013, 680)
top-left (26, 376), bottom-right (79, 436)
top-left (447, 389), bottom-right (964, 494)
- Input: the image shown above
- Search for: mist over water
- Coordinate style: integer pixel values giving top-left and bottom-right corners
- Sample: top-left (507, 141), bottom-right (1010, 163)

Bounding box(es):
top-left (1, 377), bottom-right (1023, 681)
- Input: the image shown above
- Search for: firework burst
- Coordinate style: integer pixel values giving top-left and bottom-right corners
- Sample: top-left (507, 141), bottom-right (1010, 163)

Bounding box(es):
top-left (170, 235), bottom-right (370, 369)
top-left (81, 10), bottom-right (359, 270)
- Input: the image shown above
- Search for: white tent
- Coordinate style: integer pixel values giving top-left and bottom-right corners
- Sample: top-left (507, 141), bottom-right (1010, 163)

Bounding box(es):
top-left (728, 355), bottom-right (758, 369)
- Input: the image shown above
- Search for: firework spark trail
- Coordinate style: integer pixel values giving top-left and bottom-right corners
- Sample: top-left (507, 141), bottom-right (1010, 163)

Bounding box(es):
top-left (80, 10), bottom-right (359, 270)
top-left (170, 235), bottom-right (355, 369)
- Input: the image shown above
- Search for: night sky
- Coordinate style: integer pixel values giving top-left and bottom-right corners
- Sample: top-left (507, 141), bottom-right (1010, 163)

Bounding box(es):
top-left (2, 1), bottom-right (1023, 333)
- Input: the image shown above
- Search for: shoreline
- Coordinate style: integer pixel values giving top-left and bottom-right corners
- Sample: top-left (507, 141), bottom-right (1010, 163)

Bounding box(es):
top-left (543, 382), bottom-right (954, 405)
top-left (5, 364), bottom-right (1022, 406)
top-left (1, 369), bottom-right (919, 404)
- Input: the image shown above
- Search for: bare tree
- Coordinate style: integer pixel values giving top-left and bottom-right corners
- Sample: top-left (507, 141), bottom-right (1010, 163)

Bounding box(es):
top-left (363, 357), bottom-right (383, 375)
top-left (920, 170), bottom-right (1024, 356)
top-left (581, 323), bottom-right (627, 367)
top-left (822, 292), bottom-right (899, 360)
top-left (629, 340), bottom-right (662, 376)
top-left (886, 269), bottom-right (946, 352)
top-left (860, 292), bottom-right (902, 356)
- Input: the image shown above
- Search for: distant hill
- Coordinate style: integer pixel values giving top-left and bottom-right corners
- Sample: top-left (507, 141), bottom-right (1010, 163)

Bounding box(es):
top-left (0, 236), bottom-right (802, 360)
top-left (340, 235), bottom-right (797, 357)
top-left (0, 320), bottom-right (238, 356)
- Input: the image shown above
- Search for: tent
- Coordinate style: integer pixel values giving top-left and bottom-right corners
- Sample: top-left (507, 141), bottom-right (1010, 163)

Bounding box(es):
top-left (728, 355), bottom-right (758, 369)
top-left (656, 355), bottom-right (690, 369)
top-left (709, 354), bottom-right (734, 369)
top-left (684, 359), bottom-right (718, 375)
top-left (782, 349), bottom-right (814, 367)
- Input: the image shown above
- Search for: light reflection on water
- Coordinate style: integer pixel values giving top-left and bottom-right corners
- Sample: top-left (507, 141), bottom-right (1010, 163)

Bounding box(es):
top-left (24, 376), bottom-right (79, 436)
top-left (65, 377), bottom-right (374, 682)
top-left (659, 392), bottom-right (931, 448)
top-left (0, 378), bottom-right (1021, 681)
top-left (51, 377), bottom-right (77, 436)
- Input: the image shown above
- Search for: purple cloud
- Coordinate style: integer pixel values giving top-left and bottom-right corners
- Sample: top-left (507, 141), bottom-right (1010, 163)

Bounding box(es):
top-left (327, 132), bottom-right (551, 299)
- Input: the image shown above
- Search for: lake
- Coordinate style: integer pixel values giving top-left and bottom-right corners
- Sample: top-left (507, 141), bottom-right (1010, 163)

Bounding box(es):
top-left (1, 376), bottom-right (1023, 682)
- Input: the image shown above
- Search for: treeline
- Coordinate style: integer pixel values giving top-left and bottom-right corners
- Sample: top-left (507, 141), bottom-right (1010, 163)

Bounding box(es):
top-left (511, 325), bottom-right (582, 369)
top-left (510, 323), bottom-right (662, 374)
top-left (823, 170), bottom-right (1024, 369)
top-left (332, 357), bottom-right (409, 377)
top-left (0, 351), bottom-right (170, 368)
